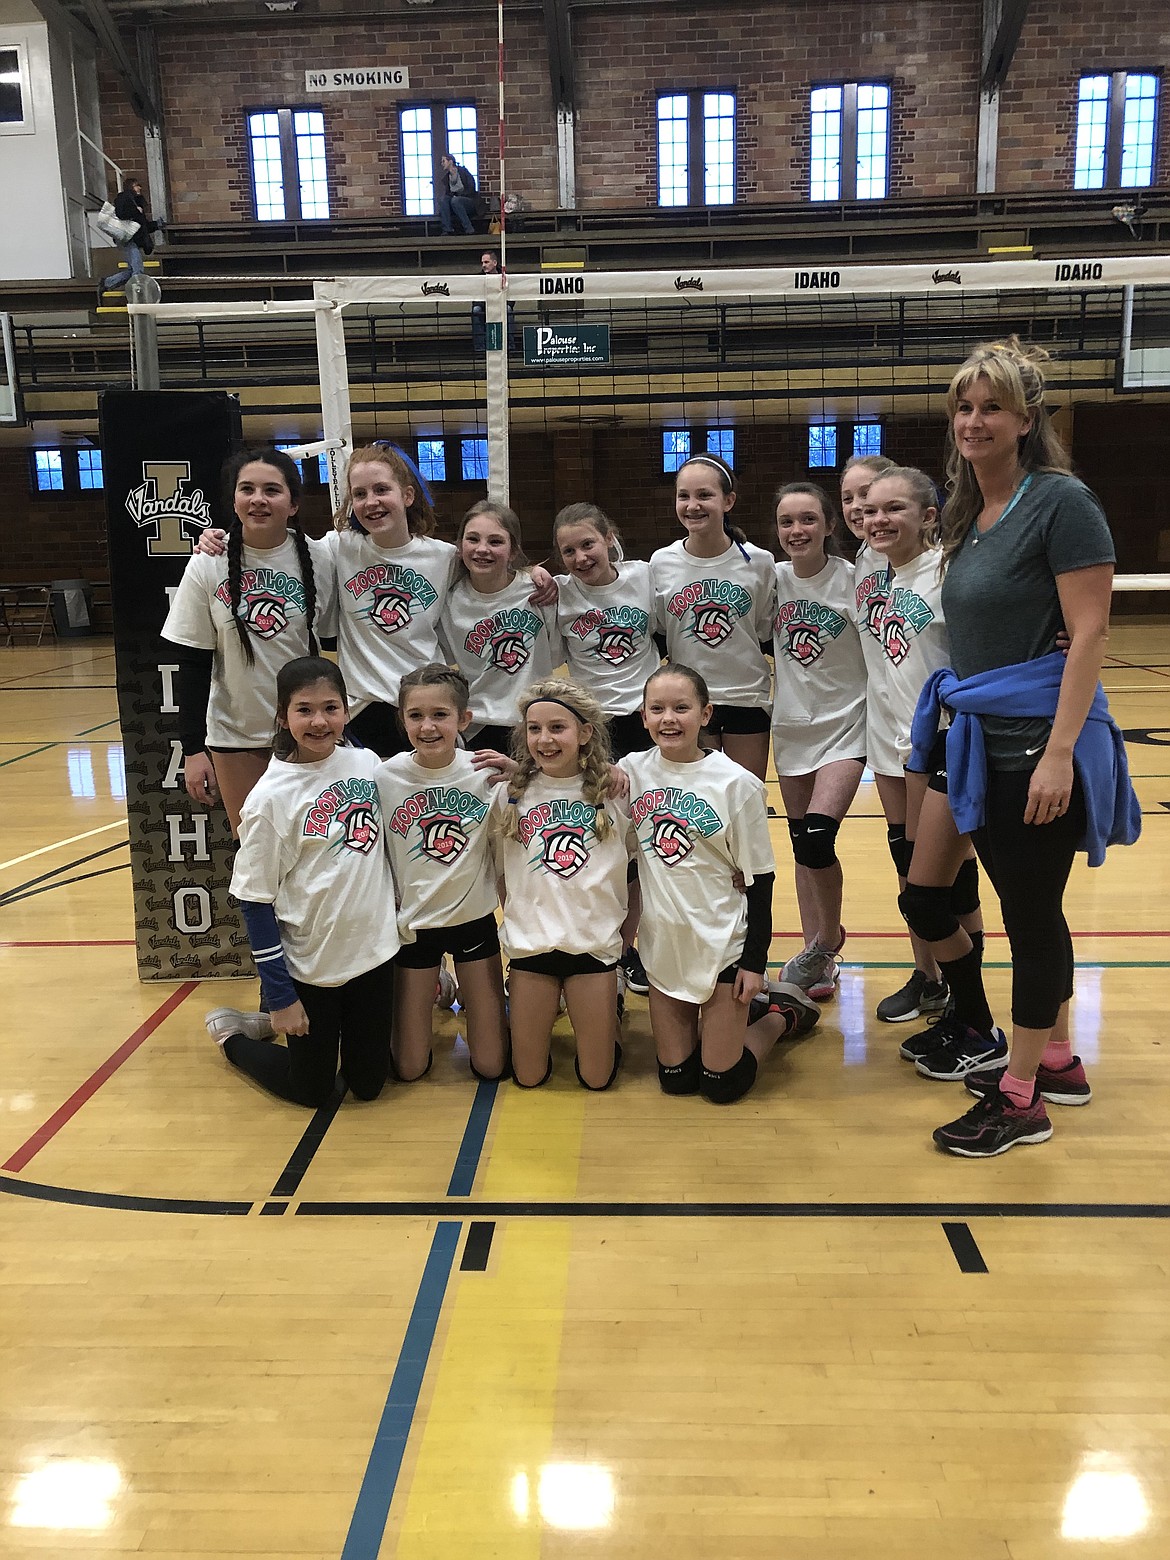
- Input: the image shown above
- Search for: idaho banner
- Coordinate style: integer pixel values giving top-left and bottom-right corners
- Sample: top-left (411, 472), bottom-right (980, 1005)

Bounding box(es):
top-left (100, 389), bottom-right (248, 983)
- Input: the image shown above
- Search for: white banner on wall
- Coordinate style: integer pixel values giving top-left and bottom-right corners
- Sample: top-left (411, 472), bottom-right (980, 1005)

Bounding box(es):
top-left (304, 66), bottom-right (409, 92)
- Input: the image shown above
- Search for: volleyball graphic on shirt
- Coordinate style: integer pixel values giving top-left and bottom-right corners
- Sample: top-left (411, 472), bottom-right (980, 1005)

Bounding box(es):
top-left (775, 598), bottom-right (848, 666)
top-left (855, 570), bottom-right (888, 641)
top-left (666, 577), bottom-right (753, 649)
top-left (303, 775), bottom-right (381, 840)
top-left (880, 585), bottom-right (935, 667)
top-left (418, 811), bottom-right (469, 865)
top-left (334, 800), bottom-right (380, 855)
top-left (239, 590), bottom-right (288, 638)
top-left (595, 623), bottom-right (638, 664)
top-left (344, 562), bottom-right (440, 638)
top-left (368, 584), bottom-right (414, 635)
top-left (464, 606), bottom-right (544, 676)
top-left (215, 566), bottom-right (307, 640)
top-left (648, 811), bottom-right (695, 865)
top-left (489, 629), bottom-right (531, 674)
top-left (539, 824), bottom-right (590, 878)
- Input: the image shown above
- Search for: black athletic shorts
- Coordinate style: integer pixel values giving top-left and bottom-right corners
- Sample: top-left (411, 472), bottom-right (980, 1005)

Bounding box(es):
top-left (346, 701), bottom-right (408, 760)
top-left (608, 710), bottom-right (655, 759)
top-left (924, 731), bottom-right (949, 795)
top-left (467, 723), bottom-right (514, 754)
top-left (395, 912), bottom-right (500, 970)
top-left (508, 950), bottom-right (619, 979)
top-left (704, 703), bottom-right (771, 737)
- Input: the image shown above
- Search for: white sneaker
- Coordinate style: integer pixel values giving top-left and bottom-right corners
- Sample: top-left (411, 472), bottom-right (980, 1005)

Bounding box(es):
top-left (204, 1007), bottom-right (275, 1046)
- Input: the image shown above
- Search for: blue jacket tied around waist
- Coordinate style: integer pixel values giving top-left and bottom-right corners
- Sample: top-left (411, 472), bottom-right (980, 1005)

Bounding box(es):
top-left (909, 652), bottom-right (1141, 867)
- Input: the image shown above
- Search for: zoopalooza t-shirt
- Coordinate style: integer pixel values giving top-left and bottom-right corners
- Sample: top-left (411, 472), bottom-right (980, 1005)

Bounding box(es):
top-left (650, 539), bottom-right (776, 708)
top-left (441, 574), bottom-right (561, 730)
top-left (771, 555), bottom-right (867, 775)
top-left (376, 748), bottom-right (498, 939)
top-left (492, 776), bottom-right (632, 964)
top-left (162, 534), bottom-right (333, 748)
top-left (623, 746), bottom-right (775, 1004)
top-left (555, 560), bottom-right (660, 716)
top-left (230, 746), bottom-right (399, 987)
top-left (852, 542), bottom-right (901, 777)
top-left (879, 547), bottom-right (949, 765)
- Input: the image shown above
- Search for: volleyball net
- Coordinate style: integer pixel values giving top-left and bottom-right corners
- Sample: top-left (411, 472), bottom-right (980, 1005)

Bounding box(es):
top-left (128, 254), bottom-right (1170, 597)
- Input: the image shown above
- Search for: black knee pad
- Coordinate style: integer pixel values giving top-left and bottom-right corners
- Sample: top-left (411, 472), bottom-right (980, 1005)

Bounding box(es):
top-left (898, 881), bottom-right (959, 944)
top-left (786, 816), bottom-right (808, 856)
top-left (658, 1048), bottom-right (701, 1095)
top-left (699, 1049), bottom-right (758, 1104)
top-left (950, 857), bottom-right (981, 916)
top-left (792, 812), bottom-right (839, 870)
top-left (575, 1040), bottom-right (622, 1091)
top-left (887, 824), bottom-right (913, 879)
top-left (512, 1055), bottom-right (553, 1089)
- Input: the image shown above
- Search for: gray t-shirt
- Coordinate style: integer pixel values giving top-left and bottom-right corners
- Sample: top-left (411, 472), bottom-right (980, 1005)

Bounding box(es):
top-left (940, 471), bottom-right (1115, 769)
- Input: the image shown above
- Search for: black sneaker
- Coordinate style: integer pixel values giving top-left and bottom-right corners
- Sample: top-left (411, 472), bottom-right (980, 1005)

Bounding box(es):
top-left (965, 1057), bottom-right (1092, 1107)
top-left (747, 981), bottom-right (819, 1039)
top-left (898, 1011), bottom-right (967, 1063)
top-left (876, 969), bottom-right (949, 1024)
top-left (621, 946), bottom-right (649, 995)
top-left (933, 1087), bottom-right (1053, 1157)
top-left (914, 1025), bottom-right (1008, 1081)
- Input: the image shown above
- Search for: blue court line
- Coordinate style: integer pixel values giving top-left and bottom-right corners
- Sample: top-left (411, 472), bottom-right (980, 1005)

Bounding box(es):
top-left (339, 1219), bottom-right (462, 1560)
top-left (446, 1077), bottom-right (498, 1197)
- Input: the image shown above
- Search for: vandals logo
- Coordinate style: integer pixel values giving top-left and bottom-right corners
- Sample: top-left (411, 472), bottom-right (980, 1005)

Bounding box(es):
top-left (215, 569), bottom-right (307, 639)
top-left (303, 776), bottom-right (381, 854)
top-left (774, 599), bottom-right (847, 666)
top-left (344, 563), bottom-right (439, 638)
top-left (387, 784), bottom-right (490, 869)
top-left (855, 568), bottom-right (889, 641)
top-left (630, 785), bottom-right (722, 867)
top-left (567, 604), bottom-right (650, 667)
top-left (465, 607), bottom-right (544, 676)
top-left (516, 797), bottom-right (598, 878)
top-left (880, 585), bottom-right (935, 667)
top-left (666, 578), bottom-right (752, 648)
top-left (125, 460), bottom-right (213, 556)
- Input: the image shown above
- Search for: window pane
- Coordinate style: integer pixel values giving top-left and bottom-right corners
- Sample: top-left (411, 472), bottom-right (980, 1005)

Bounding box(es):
top-left (706, 428), bottom-right (734, 467)
top-left (417, 438), bottom-right (447, 484)
top-left (401, 106), bottom-right (434, 215)
top-left (461, 438), bottom-right (488, 482)
top-left (1074, 75), bottom-right (1110, 190)
top-left (855, 83), bottom-right (890, 199)
top-left (663, 429), bottom-right (691, 473)
top-left (77, 448), bottom-right (104, 490)
top-left (852, 423), bottom-right (882, 459)
top-left (34, 449), bottom-right (64, 492)
top-left (249, 110), bottom-right (286, 220)
top-left (317, 452), bottom-right (330, 485)
top-left (445, 104), bottom-right (478, 182)
top-left (293, 109), bottom-right (330, 219)
top-left (657, 94), bottom-right (689, 206)
top-left (1120, 73), bottom-right (1158, 187)
top-left (810, 86), bottom-right (842, 200)
top-left (0, 46), bottom-right (24, 125)
top-left (808, 424), bottom-right (837, 468)
top-left (702, 91), bottom-right (735, 205)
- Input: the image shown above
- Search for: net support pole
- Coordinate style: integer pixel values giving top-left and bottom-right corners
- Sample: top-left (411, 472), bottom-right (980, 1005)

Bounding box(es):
top-left (485, 282), bottom-right (510, 504)
top-left (314, 294), bottom-right (353, 511)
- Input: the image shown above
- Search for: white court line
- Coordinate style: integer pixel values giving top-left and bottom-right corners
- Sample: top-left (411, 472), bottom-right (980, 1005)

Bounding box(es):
top-left (0, 820), bottom-right (128, 875)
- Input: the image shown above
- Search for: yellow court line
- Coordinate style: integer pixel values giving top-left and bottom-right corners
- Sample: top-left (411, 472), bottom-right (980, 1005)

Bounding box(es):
top-left (0, 819), bottom-right (127, 875)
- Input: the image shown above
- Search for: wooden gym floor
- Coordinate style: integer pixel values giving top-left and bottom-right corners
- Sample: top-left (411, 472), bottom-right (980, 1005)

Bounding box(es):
top-left (0, 626), bottom-right (1168, 1560)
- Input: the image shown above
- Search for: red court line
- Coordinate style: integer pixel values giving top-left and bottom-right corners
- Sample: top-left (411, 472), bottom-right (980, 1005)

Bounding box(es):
top-left (2, 982), bottom-right (199, 1174)
top-left (772, 929), bottom-right (1167, 940)
top-left (0, 940), bottom-right (137, 948)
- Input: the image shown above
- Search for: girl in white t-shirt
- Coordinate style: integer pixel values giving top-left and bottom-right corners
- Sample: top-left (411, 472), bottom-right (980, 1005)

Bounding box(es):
top-left (841, 453), bottom-right (949, 1025)
top-left (622, 665), bottom-right (819, 1105)
top-left (552, 502), bottom-right (659, 761)
top-left (216, 656), bottom-right (399, 1108)
top-left (494, 678), bottom-right (631, 1091)
top-left (860, 466), bottom-right (986, 1065)
top-left (650, 455), bottom-right (776, 780)
top-left (770, 482), bottom-right (867, 1003)
top-left (441, 501), bottom-right (561, 753)
top-left (162, 446), bottom-right (330, 836)
top-left (376, 665), bottom-right (508, 1084)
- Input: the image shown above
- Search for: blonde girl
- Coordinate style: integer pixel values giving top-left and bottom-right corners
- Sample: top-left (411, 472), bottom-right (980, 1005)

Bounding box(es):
top-left (494, 678), bottom-right (630, 1090)
top-left (376, 665), bottom-right (509, 1083)
top-left (441, 500), bottom-right (562, 753)
top-left (770, 481), bottom-right (867, 1002)
top-left (650, 455), bottom-right (776, 780)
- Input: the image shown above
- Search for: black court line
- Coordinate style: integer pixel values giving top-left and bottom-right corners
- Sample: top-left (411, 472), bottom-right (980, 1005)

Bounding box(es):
top-left (459, 1221), bottom-right (495, 1270)
top-left (261, 1201), bottom-right (289, 1216)
top-left (0, 1173), bottom-right (251, 1215)
top-left (269, 1084), bottom-right (346, 1198)
top-left (0, 685), bottom-right (116, 691)
top-left (0, 862), bottom-right (131, 908)
top-left (942, 1221), bottom-right (988, 1273)
top-left (0, 839), bottom-right (129, 905)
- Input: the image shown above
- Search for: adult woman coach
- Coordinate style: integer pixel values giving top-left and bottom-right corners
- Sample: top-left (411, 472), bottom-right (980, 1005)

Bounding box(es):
top-left (902, 337), bottom-right (1139, 1157)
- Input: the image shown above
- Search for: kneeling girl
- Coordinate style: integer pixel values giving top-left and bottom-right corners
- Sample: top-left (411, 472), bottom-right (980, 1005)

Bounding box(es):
top-left (494, 679), bottom-right (631, 1090)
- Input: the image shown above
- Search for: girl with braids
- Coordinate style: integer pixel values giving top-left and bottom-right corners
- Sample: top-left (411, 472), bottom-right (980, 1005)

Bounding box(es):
top-left (649, 455), bottom-right (776, 780)
top-left (163, 446), bottom-right (330, 836)
top-left (842, 452), bottom-right (950, 1024)
top-left (440, 500), bottom-right (562, 753)
top-left (492, 678), bottom-right (632, 1091)
top-left (904, 338), bottom-right (1136, 1158)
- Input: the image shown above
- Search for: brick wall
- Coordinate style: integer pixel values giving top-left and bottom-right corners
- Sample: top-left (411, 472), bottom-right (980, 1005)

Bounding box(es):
top-left (997, 0), bottom-right (1170, 191)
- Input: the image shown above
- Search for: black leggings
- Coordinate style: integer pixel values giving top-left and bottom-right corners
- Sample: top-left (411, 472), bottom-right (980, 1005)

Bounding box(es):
top-left (223, 959), bottom-right (394, 1109)
top-left (971, 768), bottom-right (1085, 1030)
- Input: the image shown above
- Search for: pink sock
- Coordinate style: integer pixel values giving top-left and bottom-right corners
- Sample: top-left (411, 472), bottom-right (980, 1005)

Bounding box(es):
top-left (1042, 1037), bottom-right (1074, 1070)
top-left (999, 1070), bottom-right (1035, 1109)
